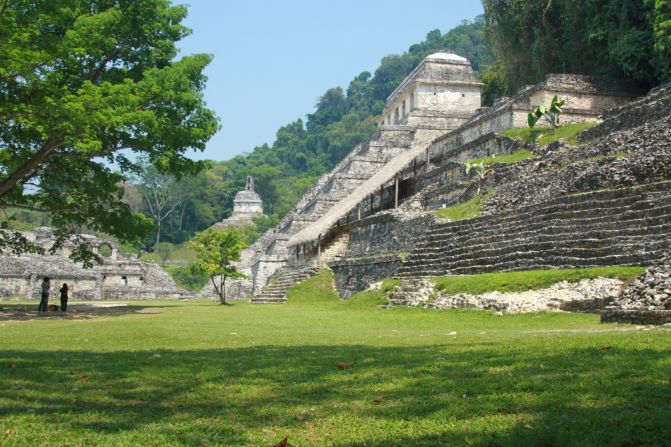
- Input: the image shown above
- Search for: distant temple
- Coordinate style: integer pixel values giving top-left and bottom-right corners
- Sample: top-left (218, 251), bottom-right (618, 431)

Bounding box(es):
top-left (213, 176), bottom-right (263, 229)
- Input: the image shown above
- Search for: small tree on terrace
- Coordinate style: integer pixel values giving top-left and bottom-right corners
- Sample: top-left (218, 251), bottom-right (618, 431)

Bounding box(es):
top-left (528, 95), bottom-right (566, 130)
top-left (189, 228), bottom-right (246, 305)
top-left (465, 161), bottom-right (494, 196)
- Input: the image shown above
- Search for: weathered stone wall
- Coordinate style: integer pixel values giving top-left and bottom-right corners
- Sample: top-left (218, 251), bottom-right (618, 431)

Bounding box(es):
top-left (414, 83), bottom-right (481, 115)
top-left (581, 84), bottom-right (671, 141)
top-left (601, 309), bottom-right (671, 324)
top-left (344, 211), bottom-right (436, 257)
top-left (78, 287), bottom-right (192, 301)
top-left (0, 275), bottom-right (29, 298)
top-left (328, 212), bottom-right (436, 298)
top-left (330, 254), bottom-right (401, 299)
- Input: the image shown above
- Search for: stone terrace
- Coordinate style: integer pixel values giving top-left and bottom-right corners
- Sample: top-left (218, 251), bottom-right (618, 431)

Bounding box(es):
top-left (396, 182), bottom-right (671, 277)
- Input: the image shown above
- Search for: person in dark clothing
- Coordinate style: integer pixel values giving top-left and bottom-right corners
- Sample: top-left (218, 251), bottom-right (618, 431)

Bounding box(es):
top-left (38, 277), bottom-right (50, 312)
top-left (59, 283), bottom-right (69, 312)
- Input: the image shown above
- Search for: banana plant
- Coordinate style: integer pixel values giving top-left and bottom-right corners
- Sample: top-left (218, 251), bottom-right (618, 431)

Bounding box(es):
top-left (528, 95), bottom-right (566, 130)
top-left (465, 161), bottom-right (494, 196)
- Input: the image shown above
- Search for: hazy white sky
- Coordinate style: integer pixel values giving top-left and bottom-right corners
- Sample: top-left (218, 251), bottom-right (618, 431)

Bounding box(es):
top-left (177, 0), bottom-right (484, 161)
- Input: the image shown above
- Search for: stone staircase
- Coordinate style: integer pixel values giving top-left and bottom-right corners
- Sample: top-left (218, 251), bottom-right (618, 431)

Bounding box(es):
top-left (397, 182), bottom-right (671, 277)
top-left (386, 278), bottom-right (433, 307)
top-left (317, 233), bottom-right (350, 266)
top-left (250, 266), bottom-right (320, 304)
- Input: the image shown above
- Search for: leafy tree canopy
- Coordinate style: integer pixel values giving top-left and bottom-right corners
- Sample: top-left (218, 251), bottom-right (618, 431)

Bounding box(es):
top-left (481, 0), bottom-right (671, 101)
top-left (189, 228), bottom-right (246, 305)
top-left (0, 0), bottom-right (218, 263)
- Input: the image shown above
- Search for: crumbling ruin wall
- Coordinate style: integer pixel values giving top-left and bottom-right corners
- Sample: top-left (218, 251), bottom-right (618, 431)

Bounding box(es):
top-left (0, 228), bottom-right (193, 300)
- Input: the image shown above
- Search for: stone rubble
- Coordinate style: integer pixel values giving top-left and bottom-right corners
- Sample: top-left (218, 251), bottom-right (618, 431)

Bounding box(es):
top-left (485, 95), bottom-right (671, 215)
top-left (611, 253), bottom-right (671, 310)
top-left (389, 278), bottom-right (624, 314)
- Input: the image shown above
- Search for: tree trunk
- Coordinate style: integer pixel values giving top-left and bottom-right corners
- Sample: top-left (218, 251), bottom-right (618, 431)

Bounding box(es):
top-left (210, 276), bottom-right (223, 303)
top-left (220, 276), bottom-right (227, 305)
top-left (0, 139), bottom-right (62, 199)
top-left (179, 202), bottom-right (187, 230)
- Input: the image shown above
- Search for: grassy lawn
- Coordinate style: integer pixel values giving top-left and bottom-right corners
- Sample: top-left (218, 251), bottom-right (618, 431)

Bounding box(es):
top-left (1, 270), bottom-right (669, 446)
top-left (501, 122), bottom-right (597, 146)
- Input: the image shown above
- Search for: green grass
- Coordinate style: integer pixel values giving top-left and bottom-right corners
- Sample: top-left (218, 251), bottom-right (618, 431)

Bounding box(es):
top-left (0, 269), bottom-right (669, 447)
top-left (432, 191), bottom-right (493, 221)
top-left (501, 122), bottom-right (597, 146)
top-left (467, 149), bottom-right (536, 166)
top-left (434, 267), bottom-right (646, 295)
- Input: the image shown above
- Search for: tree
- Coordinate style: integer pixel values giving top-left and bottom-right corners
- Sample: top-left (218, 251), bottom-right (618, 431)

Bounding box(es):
top-left (189, 228), bottom-right (246, 305)
top-left (0, 0), bottom-right (219, 264)
top-left (465, 161), bottom-right (493, 196)
top-left (135, 161), bottom-right (186, 244)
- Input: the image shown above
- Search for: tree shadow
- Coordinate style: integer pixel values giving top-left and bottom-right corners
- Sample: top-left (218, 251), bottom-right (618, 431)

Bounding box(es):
top-left (0, 343), bottom-right (669, 446)
top-left (0, 303), bottom-right (168, 322)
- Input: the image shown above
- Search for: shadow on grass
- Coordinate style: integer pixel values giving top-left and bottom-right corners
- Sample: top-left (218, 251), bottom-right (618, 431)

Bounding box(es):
top-left (0, 303), bottom-right (171, 322)
top-left (0, 343), bottom-right (669, 446)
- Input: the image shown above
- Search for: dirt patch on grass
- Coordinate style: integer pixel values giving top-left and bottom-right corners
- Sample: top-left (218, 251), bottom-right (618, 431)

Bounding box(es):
top-left (135, 307), bottom-right (163, 314)
top-left (0, 303), bottom-right (163, 322)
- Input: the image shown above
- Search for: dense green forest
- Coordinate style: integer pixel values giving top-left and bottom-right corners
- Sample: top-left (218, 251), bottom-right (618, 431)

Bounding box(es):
top-left (481, 0), bottom-right (671, 103)
top-left (131, 16), bottom-right (493, 246)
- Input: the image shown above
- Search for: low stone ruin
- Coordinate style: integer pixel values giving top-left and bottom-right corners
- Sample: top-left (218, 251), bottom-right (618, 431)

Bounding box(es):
top-left (0, 228), bottom-right (192, 301)
top-left (602, 253), bottom-right (671, 324)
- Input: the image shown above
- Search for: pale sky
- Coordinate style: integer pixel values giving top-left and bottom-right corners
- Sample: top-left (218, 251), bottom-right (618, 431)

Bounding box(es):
top-left (177, 0), bottom-right (485, 161)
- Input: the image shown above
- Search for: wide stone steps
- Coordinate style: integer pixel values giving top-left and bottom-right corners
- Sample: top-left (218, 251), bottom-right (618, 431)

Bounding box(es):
top-left (422, 196), bottom-right (670, 242)
top-left (251, 267), bottom-right (320, 304)
top-left (397, 183), bottom-right (671, 277)
top-left (401, 228), bottom-right (670, 276)
top-left (411, 215), bottom-right (671, 261)
top-left (413, 205), bottom-right (671, 258)
top-left (427, 192), bottom-right (660, 238)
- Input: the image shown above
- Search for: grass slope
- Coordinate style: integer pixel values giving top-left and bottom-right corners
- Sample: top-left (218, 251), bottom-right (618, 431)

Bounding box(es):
top-left (432, 191), bottom-right (493, 221)
top-left (0, 270), bottom-right (669, 447)
top-left (433, 267), bottom-right (646, 295)
top-left (467, 149), bottom-right (536, 166)
top-left (501, 122), bottom-right (597, 146)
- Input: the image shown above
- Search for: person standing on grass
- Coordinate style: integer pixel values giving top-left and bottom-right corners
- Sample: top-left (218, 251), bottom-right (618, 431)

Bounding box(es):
top-left (38, 277), bottom-right (50, 312)
top-left (59, 283), bottom-right (69, 312)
